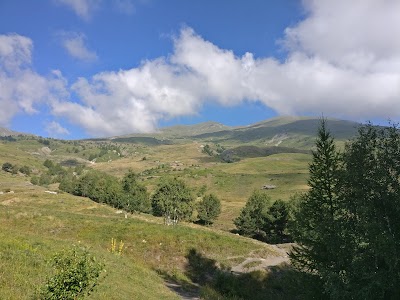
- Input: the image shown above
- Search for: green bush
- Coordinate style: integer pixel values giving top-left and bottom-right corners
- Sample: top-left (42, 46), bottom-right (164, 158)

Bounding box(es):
top-left (2, 162), bottom-right (13, 173)
top-left (31, 175), bottom-right (39, 185)
top-left (19, 165), bottom-right (31, 175)
top-left (38, 246), bottom-right (104, 300)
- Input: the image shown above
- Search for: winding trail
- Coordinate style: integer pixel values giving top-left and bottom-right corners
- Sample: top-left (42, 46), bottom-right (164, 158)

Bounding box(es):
top-left (166, 243), bottom-right (292, 300)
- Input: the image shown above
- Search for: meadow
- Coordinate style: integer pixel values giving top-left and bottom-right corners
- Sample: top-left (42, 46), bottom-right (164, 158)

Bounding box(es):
top-left (1, 117), bottom-right (356, 299)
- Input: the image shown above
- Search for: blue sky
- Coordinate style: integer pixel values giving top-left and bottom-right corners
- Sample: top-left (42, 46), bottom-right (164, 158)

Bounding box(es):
top-left (1, 1), bottom-right (400, 139)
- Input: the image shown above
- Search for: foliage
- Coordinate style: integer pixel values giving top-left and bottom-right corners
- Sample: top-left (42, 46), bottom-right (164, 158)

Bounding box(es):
top-left (291, 121), bottom-right (400, 299)
top-left (19, 165), bottom-right (31, 175)
top-left (202, 144), bottom-right (214, 156)
top-left (263, 199), bottom-right (291, 243)
top-left (43, 159), bottom-right (54, 169)
top-left (151, 178), bottom-right (195, 224)
top-left (59, 169), bottom-right (151, 214)
top-left (75, 170), bottom-right (123, 205)
top-left (121, 170), bottom-right (150, 213)
top-left (38, 246), bottom-right (104, 300)
top-left (197, 194), bottom-right (221, 225)
top-left (39, 174), bottom-right (52, 186)
top-left (38, 138), bottom-right (51, 146)
top-left (234, 190), bottom-right (271, 238)
top-left (31, 175), bottom-right (39, 185)
top-left (2, 162), bottom-right (13, 173)
top-left (337, 123), bottom-right (400, 299)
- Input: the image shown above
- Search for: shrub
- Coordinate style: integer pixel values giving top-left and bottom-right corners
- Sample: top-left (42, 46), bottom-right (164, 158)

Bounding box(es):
top-left (19, 165), bottom-right (31, 175)
top-left (31, 175), bottom-right (39, 185)
top-left (38, 246), bottom-right (104, 300)
top-left (2, 162), bottom-right (13, 173)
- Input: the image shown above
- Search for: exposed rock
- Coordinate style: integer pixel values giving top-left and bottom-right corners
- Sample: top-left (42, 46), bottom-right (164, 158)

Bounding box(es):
top-left (262, 184), bottom-right (276, 190)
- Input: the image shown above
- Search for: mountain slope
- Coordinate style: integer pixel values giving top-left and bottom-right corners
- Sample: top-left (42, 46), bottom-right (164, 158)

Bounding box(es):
top-left (192, 117), bottom-right (360, 148)
top-left (0, 127), bottom-right (23, 136)
top-left (109, 117), bottom-right (360, 148)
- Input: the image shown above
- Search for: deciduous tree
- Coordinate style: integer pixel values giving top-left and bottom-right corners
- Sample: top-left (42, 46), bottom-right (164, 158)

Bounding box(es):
top-left (198, 194), bottom-right (221, 225)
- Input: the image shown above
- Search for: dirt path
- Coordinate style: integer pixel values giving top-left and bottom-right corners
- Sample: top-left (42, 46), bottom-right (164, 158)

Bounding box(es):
top-left (230, 244), bottom-right (291, 274)
top-left (166, 244), bottom-right (293, 299)
top-left (165, 281), bottom-right (200, 300)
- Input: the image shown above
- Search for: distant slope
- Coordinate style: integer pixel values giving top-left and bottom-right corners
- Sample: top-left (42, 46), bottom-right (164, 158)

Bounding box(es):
top-left (107, 121), bottom-right (231, 145)
top-left (192, 117), bottom-right (360, 148)
top-left (159, 121), bottom-right (231, 137)
top-left (110, 117), bottom-right (360, 148)
top-left (0, 127), bottom-right (23, 136)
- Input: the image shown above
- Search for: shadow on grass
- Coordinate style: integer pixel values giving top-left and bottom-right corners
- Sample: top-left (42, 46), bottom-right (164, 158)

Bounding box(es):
top-left (158, 248), bottom-right (324, 300)
top-left (228, 229), bottom-right (293, 245)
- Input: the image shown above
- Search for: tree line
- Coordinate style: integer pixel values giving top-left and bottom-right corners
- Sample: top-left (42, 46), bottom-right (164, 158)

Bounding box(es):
top-left (59, 169), bottom-right (221, 225)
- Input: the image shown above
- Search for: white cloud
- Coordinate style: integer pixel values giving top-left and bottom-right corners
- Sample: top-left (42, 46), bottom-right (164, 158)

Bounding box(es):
top-left (113, 0), bottom-right (135, 15)
top-left (0, 34), bottom-right (32, 72)
top-left (0, 34), bottom-right (68, 127)
top-left (55, 0), bottom-right (101, 21)
top-left (4, 1), bottom-right (400, 137)
top-left (45, 121), bottom-right (70, 137)
top-left (59, 32), bottom-right (98, 62)
top-left (54, 5), bottom-right (400, 136)
top-left (283, 0), bottom-right (400, 73)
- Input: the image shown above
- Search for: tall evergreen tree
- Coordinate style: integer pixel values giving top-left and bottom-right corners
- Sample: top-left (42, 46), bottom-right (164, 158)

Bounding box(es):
top-left (290, 119), bottom-right (346, 296)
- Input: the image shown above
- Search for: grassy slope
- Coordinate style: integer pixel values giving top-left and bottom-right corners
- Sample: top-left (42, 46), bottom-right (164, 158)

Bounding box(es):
top-left (92, 143), bottom-right (311, 230)
top-left (1, 117), bottom-right (355, 298)
top-left (0, 136), bottom-right (311, 231)
top-left (0, 172), bottom-right (280, 299)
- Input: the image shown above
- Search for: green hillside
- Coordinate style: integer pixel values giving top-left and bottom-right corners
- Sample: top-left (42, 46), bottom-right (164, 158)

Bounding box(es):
top-left (0, 170), bottom-right (304, 299)
top-left (101, 116), bottom-right (359, 148)
top-left (191, 117), bottom-right (359, 147)
top-left (0, 116), bottom-right (362, 299)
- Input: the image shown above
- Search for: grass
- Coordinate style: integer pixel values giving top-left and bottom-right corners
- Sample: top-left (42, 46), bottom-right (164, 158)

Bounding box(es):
top-left (0, 136), bottom-right (311, 231)
top-left (0, 177), bottom-right (283, 299)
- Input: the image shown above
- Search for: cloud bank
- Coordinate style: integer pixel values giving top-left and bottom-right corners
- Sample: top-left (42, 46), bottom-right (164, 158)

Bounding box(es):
top-left (55, 0), bottom-right (400, 136)
top-left (2, 0), bottom-right (400, 137)
top-left (55, 0), bottom-right (101, 21)
top-left (59, 32), bottom-right (98, 62)
top-left (0, 34), bottom-right (67, 127)
top-left (45, 121), bottom-right (70, 137)
top-left (55, 0), bottom-right (135, 19)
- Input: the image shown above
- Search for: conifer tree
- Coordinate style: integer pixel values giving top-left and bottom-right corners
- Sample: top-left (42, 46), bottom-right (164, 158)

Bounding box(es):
top-left (290, 119), bottom-right (346, 294)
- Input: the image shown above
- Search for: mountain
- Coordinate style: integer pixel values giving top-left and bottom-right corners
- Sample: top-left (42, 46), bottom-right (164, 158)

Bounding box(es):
top-left (109, 116), bottom-right (360, 148)
top-left (191, 117), bottom-right (360, 148)
top-left (0, 127), bottom-right (24, 136)
top-left (159, 121), bottom-right (231, 137)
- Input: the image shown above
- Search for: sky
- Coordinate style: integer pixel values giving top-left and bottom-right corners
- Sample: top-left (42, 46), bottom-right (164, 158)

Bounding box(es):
top-left (1, 0), bottom-right (400, 139)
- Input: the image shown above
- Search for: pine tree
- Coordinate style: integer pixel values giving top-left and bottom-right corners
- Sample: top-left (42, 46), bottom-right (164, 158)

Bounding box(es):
top-left (290, 119), bottom-right (346, 295)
